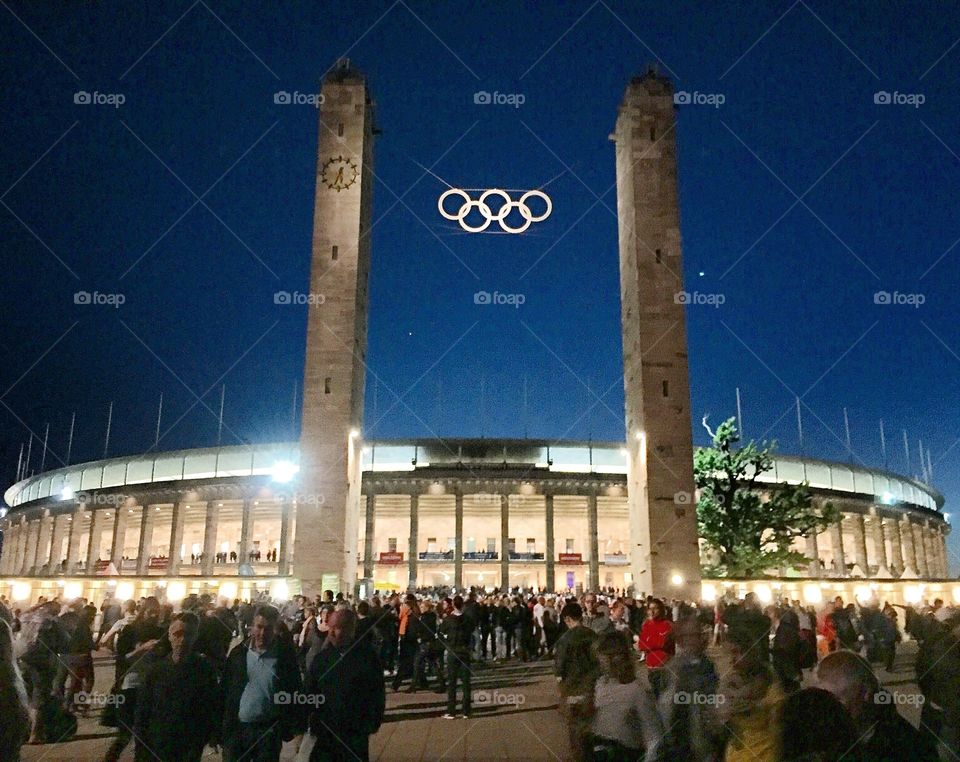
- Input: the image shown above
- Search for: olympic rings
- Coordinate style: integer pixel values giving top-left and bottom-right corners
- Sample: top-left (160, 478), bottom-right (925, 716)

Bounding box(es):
top-left (437, 188), bottom-right (552, 234)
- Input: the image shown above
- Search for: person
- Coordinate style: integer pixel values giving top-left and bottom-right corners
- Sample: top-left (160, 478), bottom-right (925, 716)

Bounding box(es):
top-left (412, 599), bottom-right (445, 693)
top-left (303, 609), bottom-right (385, 761)
top-left (915, 611), bottom-right (960, 758)
top-left (779, 687), bottom-right (857, 761)
top-left (555, 602), bottom-right (600, 761)
top-left (638, 599), bottom-right (674, 697)
top-left (134, 612), bottom-right (220, 761)
top-left (392, 595), bottom-right (419, 691)
top-left (0, 618), bottom-right (31, 761)
top-left (771, 607), bottom-right (803, 694)
top-left (439, 595), bottom-right (472, 718)
top-left (817, 649), bottom-right (938, 761)
top-left (722, 593), bottom-right (771, 664)
top-left (586, 630), bottom-right (662, 760)
top-left (62, 602), bottom-right (96, 714)
top-left (583, 594), bottom-right (614, 636)
top-left (829, 597), bottom-right (859, 651)
top-left (18, 601), bottom-right (68, 744)
top-left (655, 615), bottom-right (723, 760)
top-left (221, 605), bottom-right (303, 762)
top-left (719, 627), bottom-right (784, 762)
top-left (104, 597), bottom-right (165, 762)
top-left (97, 599), bottom-right (137, 652)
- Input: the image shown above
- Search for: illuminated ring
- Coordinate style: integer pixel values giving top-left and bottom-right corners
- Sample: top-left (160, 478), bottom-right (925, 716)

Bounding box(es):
top-left (496, 203), bottom-right (533, 234)
top-left (458, 200), bottom-right (493, 233)
top-left (519, 190), bottom-right (552, 222)
top-left (478, 189), bottom-right (513, 221)
top-left (438, 188), bottom-right (471, 221)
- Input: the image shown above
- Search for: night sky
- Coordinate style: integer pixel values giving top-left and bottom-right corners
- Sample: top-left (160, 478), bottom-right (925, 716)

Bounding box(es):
top-left (2, 1), bottom-right (959, 571)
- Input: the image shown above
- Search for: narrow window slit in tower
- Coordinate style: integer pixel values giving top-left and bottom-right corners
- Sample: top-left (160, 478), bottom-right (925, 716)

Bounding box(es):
top-left (650, 126), bottom-right (656, 141)
top-left (324, 378), bottom-right (332, 394)
top-left (662, 380), bottom-right (669, 397)
top-left (655, 249), bottom-right (662, 263)
top-left (331, 245), bottom-right (338, 261)
top-left (337, 123), bottom-right (344, 137)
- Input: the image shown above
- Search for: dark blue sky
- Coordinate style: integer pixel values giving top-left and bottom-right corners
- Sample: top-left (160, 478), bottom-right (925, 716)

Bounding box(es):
top-left (2, 1), bottom-right (959, 569)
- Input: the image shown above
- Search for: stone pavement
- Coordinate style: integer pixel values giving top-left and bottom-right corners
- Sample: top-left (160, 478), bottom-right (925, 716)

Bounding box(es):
top-left (21, 642), bottom-right (926, 761)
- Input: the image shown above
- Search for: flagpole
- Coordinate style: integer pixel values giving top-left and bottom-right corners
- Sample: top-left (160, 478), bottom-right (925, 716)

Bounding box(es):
top-left (843, 408), bottom-right (851, 462)
top-left (15, 443), bottom-right (23, 482)
top-left (66, 412), bottom-right (76, 465)
top-left (796, 397), bottom-right (804, 457)
top-left (736, 387), bottom-right (744, 438)
top-left (155, 394), bottom-right (163, 448)
top-left (103, 402), bottom-right (113, 459)
top-left (902, 430), bottom-right (910, 475)
top-left (879, 420), bottom-right (887, 469)
top-left (217, 385), bottom-right (225, 446)
top-left (40, 423), bottom-right (49, 473)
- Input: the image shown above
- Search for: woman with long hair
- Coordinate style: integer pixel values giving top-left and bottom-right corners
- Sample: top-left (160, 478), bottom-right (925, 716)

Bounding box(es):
top-left (0, 619), bottom-right (31, 760)
top-left (586, 631), bottom-right (662, 761)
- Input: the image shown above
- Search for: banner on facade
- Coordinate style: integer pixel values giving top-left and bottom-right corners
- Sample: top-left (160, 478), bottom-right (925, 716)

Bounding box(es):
top-left (379, 552), bottom-right (404, 564)
top-left (558, 553), bottom-right (583, 564)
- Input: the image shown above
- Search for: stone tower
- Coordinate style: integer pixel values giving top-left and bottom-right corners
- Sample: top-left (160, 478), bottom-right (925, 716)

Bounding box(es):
top-left (296, 60), bottom-right (375, 595)
top-left (613, 69), bottom-right (701, 600)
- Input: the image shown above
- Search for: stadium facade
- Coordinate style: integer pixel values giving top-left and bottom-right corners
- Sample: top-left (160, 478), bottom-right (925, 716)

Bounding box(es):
top-left (0, 439), bottom-right (952, 607)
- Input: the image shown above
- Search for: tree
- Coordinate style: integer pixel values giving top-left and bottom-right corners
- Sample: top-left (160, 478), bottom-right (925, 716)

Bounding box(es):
top-left (694, 416), bottom-right (838, 578)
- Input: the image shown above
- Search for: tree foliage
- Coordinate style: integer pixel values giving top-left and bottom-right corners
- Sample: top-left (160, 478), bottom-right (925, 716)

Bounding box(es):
top-left (694, 416), bottom-right (839, 578)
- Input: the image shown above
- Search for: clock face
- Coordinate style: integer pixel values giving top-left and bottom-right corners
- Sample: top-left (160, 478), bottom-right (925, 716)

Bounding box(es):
top-left (321, 156), bottom-right (358, 192)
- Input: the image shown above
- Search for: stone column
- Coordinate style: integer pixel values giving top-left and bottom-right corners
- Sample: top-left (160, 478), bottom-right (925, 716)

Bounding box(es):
top-left (33, 513), bottom-right (53, 575)
top-left (239, 499), bottom-right (254, 563)
top-left (805, 529), bottom-right (821, 577)
top-left (65, 506), bottom-right (85, 574)
top-left (136, 505), bottom-right (156, 575)
top-left (923, 522), bottom-right (938, 577)
top-left (408, 494), bottom-right (419, 590)
top-left (201, 501), bottom-right (219, 575)
top-left (913, 522), bottom-right (929, 578)
top-left (109, 507), bottom-right (128, 570)
top-left (545, 493), bottom-right (555, 593)
top-left (899, 517), bottom-right (918, 578)
top-left (15, 519), bottom-right (29, 574)
top-left (86, 509), bottom-right (106, 574)
top-left (1, 522), bottom-right (16, 574)
top-left (362, 494), bottom-right (375, 581)
top-left (939, 529), bottom-right (951, 577)
top-left (278, 500), bottom-right (294, 576)
top-left (168, 502), bottom-right (185, 575)
top-left (454, 492), bottom-right (464, 590)
top-left (885, 517), bottom-right (903, 577)
top-left (871, 508), bottom-right (891, 578)
top-left (829, 517), bottom-right (847, 577)
top-left (46, 514), bottom-right (69, 574)
top-left (851, 514), bottom-right (869, 577)
top-left (588, 491), bottom-right (600, 591)
top-left (500, 494), bottom-right (510, 592)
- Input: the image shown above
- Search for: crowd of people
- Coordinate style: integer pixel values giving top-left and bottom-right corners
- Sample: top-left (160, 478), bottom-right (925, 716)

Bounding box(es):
top-left (0, 585), bottom-right (957, 761)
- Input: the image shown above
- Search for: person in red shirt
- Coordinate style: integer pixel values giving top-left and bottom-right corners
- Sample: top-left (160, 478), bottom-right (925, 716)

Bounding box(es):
top-left (639, 598), bottom-right (674, 697)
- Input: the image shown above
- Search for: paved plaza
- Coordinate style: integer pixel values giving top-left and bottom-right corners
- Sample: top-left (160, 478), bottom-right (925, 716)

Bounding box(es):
top-left (20, 641), bottom-right (928, 762)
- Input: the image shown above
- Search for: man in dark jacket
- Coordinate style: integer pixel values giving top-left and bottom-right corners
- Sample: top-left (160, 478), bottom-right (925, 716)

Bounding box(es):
top-left (723, 593), bottom-right (771, 663)
top-left (134, 612), bottom-right (220, 762)
top-left (412, 600), bottom-right (445, 692)
top-left (439, 595), bottom-right (472, 717)
top-left (304, 608), bottom-right (385, 762)
top-left (818, 649), bottom-right (938, 762)
top-left (554, 602), bottom-right (599, 761)
top-left (221, 605), bottom-right (303, 762)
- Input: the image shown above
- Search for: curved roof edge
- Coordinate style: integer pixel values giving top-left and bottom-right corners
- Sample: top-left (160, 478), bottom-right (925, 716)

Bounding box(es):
top-left (3, 438), bottom-right (945, 513)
